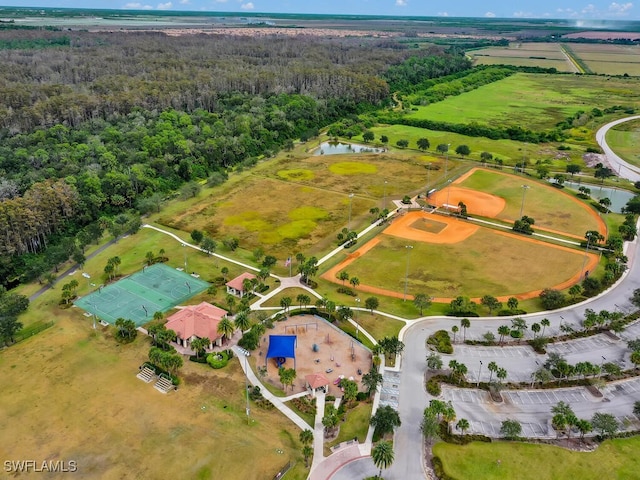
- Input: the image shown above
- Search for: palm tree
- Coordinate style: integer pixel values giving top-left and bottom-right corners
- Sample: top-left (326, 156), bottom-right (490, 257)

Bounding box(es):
top-left (217, 317), bottom-right (235, 345)
top-left (460, 318), bottom-right (470, 342)
top-left (531, 322), bottom-right (541, 338)
top-left (372, 441), bottom-right (394, 479)
top-left (540, 318), bottom-right (550, 337)
top-left (299, 429), bottom-right (313, 446)
top-left (487, 361), bottom-right (498, 383)
top-left (497, 325), bottom-right (510, 345)
top-left (451, 325), bottom-right (459, 343)
top-left (350, 276), bottom-right (360, 289)
top-left (338, 271), bottom-right (349, 286)
top-left (191, 337), bottom-right (210, 358)
top-left (280, 296), bottom-right (292, 315)
top-left (234, 311), bottom-right (251, 333)
top-left (456, 418), bottom-right (470, 435)
top-left (302, 445), bottom-right (313, 468)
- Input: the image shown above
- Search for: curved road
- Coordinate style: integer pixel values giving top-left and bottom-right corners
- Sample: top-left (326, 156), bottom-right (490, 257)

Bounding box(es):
top-left (595, 115), bottom-right (640, 183)
top-left (332, 116), bottom-right (640, 480)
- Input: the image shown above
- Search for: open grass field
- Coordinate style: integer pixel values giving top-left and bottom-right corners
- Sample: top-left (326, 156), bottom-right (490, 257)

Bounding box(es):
top-left (433, 437), bottom-right (640, 480)
top-left (0, 317), bottom-right (305, 480)
top-left (341, 227), bottom-right (591, 300)
top-left (405, 73), bottom-right (640, 131)
top-left (154, 151), bottom-right (439, 264)
top-left (324, 402), bottom-right (372, 455)
top-left (606, 119), bottom-right (640, 167)
top-left (457, 169), bottom-right (606, 237)
top-left (569, 43), bottom-right (640, 76)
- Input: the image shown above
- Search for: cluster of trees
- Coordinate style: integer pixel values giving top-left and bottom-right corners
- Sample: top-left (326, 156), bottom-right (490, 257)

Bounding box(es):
top-left (0, 286), bottom-right (29, 346)
top-left (550, 401), bottom-right (618, 441)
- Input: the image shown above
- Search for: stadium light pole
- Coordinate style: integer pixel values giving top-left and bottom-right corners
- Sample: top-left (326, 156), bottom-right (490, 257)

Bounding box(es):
top-left (445, 179), bottom-right (453, 210)
top-left (403, 245), bottom-right (413, 301)
top-left (476, 360), bottom-right (483, 388)
top-left (519, 185), bottom-right (530, 219)
top-left (181, 243), bottom-right (187, 272)
top-left (445, 143), bottom-right (451, 179)
top-left (383, 180), bottom-right (387, 209)
top-left (599, 355), bottom-right (606, 378)
top-left (354, 297), bottom-right (360, 339)
top-left (348, 193), bottom-right (354, 230)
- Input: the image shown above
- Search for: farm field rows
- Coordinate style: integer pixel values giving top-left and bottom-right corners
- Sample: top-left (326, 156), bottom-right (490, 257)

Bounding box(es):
top-left (471, 42), bottom-right (640, 76)
top-left (470, 42), bottom-right (575, 72)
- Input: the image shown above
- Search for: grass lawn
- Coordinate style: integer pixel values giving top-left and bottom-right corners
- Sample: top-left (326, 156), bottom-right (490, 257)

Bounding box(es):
top-left (0, 316), bottom-right (304, 480)
top-left (346, 231), bottom-right (587, 299)
top-left (352, 311), bottom-right (405, 343)
top-left (459, 169), bottom-right (604, 236)
top-left (405, 73), bottom-right (640, 132)
top-left (606, 119), bottom-right (640, 168)
top-left (433, 437), bottom-right (640, 480)
top-left (325, 401), bottom-right (373, 455)
top-left (261, 287), bottom-right (317, 308)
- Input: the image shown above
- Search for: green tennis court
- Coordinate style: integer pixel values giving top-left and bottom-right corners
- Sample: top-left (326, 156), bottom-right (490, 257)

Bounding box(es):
top-left (74, 263), bottom-right (209, 326)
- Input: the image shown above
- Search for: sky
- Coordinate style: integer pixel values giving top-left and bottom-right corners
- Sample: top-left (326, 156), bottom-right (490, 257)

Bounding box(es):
top-left (0, 1), bottom-right (638, 21)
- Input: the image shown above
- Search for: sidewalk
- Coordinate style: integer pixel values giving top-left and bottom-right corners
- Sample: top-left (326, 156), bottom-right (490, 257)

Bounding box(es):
top-left (232, 345), bottom-right (309, 432)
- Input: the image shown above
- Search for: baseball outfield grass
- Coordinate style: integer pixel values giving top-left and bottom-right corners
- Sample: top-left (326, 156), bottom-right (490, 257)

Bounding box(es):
top-left (606, 119), bottom-right (640, 168)
top-left (343, 232), bottom-right (586, 299)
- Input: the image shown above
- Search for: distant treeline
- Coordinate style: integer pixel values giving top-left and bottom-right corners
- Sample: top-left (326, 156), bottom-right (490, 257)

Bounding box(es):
top-left (0, 36), bottom-right (70, 49)
top-left (0, 31), bottom-right (440, 134)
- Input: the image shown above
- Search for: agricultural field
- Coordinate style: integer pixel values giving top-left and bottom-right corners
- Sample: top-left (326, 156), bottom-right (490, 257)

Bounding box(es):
top-left (405, 73), bottom-right (640, 131)
top-left (433, 437), bottom-right (640, 480)
top-left (470, 42), bottom-right (576, 72)
top-left (605, 119), bottom-right (640, 168)
top-left (569, 43), bottom-right (640, 76)
top-left (154, 151), bottom-right (437, 262)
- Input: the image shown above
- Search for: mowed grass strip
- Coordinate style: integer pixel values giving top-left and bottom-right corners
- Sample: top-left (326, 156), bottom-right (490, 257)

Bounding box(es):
top-left (0, 317), bottom-right (303, 480)
top-left (459, 169), bottom-right (603, 236)
top-left (433, 438), bottom-right (640, 480)
top-left (344, 231), bottom-right (585, 298)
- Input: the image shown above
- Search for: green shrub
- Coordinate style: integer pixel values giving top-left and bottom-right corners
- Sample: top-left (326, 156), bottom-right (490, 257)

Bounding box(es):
top-left (356, 391), bottom-right (368, 401)
top-left (206, 351), bottom-right (229, 369)
top-left (426, 377), bottom-right (442, 396)
top-left (427, 330), bottom-right (453, 354)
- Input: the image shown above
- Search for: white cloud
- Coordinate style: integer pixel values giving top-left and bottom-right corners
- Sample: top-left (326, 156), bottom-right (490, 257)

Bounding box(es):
top-left (241, 2), bottom-right (254, 10)
top-left (157, 1), bottom-right (172, 9)
top-left (609, 2), bottom-right (634, 15)
top-left (512, 11), bottom-right (533, 17)
top-left (437, 11), bottom-right (449, 16)
top-left (123, 2), bottom-right (153, 9)
top-left (395, 0), bottom-right (407, 6)
top-left (179, 0), bottom-right (189, 4)
top-left (484, 11), bottom-right (496, 17)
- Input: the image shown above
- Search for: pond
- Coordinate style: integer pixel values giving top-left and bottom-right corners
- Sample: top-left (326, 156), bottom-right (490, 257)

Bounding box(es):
top-left (551, 180), bottom-right (635, 213)
top-left (313, 142), bottom-right (384, 156)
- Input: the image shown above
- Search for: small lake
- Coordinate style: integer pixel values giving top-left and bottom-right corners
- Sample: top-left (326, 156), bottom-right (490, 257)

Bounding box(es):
top-left (314, 142), bottom-right (384, 156)
top-left (551, 180), bottom-right (635, 213)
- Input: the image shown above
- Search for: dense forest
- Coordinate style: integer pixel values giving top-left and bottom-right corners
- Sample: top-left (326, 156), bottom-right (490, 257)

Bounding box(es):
top-left (0, 29), bottom-right (474, 287)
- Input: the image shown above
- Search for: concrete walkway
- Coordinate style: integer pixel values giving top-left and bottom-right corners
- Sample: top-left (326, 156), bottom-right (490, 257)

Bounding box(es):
top-left (232, 345), bottom-right (309, 432)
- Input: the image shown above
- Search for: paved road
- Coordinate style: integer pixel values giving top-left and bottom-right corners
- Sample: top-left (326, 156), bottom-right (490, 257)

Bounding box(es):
top-left (595, 115), bottom-right (640, 183)
top-left (380, 213), bottom-right (640, 479)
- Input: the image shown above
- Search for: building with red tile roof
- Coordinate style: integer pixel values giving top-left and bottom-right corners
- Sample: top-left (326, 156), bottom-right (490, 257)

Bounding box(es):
top-left (165, 301), bottom-right (229, 350)
top-left (226, 272), bottom-right (257, 298)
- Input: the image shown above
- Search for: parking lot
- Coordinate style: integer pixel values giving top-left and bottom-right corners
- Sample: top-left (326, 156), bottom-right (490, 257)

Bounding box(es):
top-left (502, 388), bottom-right (590, 406)
top-left (379, 370), bottom-right (400, 409)
top-left (546, 334), bottom-right (618, 356)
